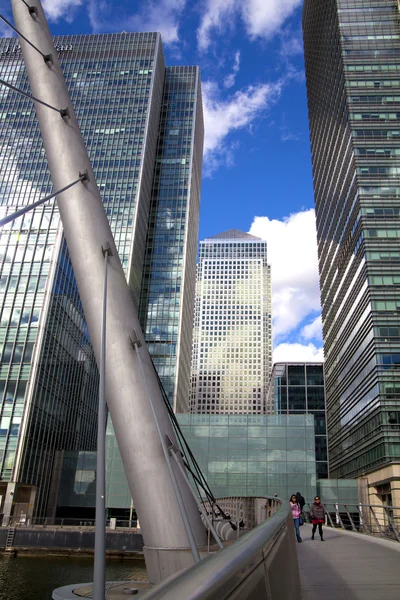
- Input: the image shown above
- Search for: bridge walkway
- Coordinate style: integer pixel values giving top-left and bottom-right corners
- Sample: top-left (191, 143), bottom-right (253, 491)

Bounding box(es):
top-left (296, 524), bottom-right (400, 600)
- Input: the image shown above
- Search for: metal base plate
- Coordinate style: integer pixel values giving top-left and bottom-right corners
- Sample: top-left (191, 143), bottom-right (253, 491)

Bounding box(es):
top-left (52, 580), bottom-right (151, 599)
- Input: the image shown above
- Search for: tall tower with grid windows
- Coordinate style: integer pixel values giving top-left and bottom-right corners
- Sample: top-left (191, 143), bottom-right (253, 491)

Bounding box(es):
top-left (189, 230), bottom-right (272, 414)
top-left (0, 32), bottom-right (203, 519)
top-left (303, 0), bottom-right (400, 503)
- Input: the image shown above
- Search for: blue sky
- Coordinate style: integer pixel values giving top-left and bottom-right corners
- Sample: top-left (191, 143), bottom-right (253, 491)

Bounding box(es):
top-left (0, 0), bottom-right (324, 362)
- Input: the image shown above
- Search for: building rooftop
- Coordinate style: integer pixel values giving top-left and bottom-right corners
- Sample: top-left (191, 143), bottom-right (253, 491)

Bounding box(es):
top-left (205, 229), bottom-right (262, 241)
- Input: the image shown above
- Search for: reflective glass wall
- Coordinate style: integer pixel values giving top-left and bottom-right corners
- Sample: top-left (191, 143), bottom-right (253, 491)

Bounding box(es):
top-left (178, 414), bottom-right (317, 501)
top-left (303, 0), bottom-right (400, 479)
top-left (138, 66), bottom-right (203, 411)
top-left (269, 363), bottom-right (328, 479)
top-left (100, 413), bottom-right (317, 512)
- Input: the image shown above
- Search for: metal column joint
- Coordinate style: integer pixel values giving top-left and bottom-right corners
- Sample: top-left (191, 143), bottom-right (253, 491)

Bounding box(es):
top-left (28, 5), bottom-right (39, 17)
top-left (129, 329), bottom-right (142, 349)
top-left (79, 169), bottom-right (89, 183)
top-left (101, 241), bottom-right (113, 258)
top-left (60, 106), bottom-right (70, 119)
top-left (21, 0), bottom-right (52, 61)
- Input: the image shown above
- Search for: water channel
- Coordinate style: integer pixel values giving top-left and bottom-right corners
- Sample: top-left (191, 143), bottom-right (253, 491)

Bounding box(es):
top-left (0, 556), bottom-right (147, 600)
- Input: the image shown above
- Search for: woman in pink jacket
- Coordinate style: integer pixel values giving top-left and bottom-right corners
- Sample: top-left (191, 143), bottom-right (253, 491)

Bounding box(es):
top-left (290, 494), bottom-right (302, 543)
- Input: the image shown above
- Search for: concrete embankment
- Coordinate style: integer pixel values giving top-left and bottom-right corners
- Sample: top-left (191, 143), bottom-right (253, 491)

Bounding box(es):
top-left (0, 527), bottom-right (144, 558)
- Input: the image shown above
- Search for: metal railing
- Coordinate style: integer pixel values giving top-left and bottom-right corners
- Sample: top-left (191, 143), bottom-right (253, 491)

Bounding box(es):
top-left (2, 517), bottom-right (138, 529)
top-left (304, 502), bottom-right (400, 542)
top-left (143, 498), bottom-right (301, 600)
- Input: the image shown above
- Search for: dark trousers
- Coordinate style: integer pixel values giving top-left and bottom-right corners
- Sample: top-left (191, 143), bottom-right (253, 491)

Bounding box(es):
top-left (312, 522), bottom-right (323, 539)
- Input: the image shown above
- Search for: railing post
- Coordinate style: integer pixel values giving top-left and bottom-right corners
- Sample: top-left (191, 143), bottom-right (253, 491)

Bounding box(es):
top-left (370, 506), bottom-right (384, 536)
top-left (344, 505), bottom-right (357, 532)
top-left (384, 506), bottom-right (400, 542)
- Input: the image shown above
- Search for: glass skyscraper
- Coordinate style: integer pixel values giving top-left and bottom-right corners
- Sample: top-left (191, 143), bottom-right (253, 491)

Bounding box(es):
top-left (303, 1), bottom-right (400, 504)
top-left (0, 33), bottom-right (203, 520)
top-left (268, 363), bottom-right (328, 479)
top-left (190, 230), bottom-right (272, 414)
top-left (139, 66), bottom-right (203, 407)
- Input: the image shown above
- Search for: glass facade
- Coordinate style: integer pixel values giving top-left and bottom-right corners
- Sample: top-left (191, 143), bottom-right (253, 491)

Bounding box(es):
top-left (316, 479), bottom-right (359, 509)
top-left (55, 451), bottom-right (97, 517)
top-left (0, 33), bottom-right (203, 517)
top-left (268, 363), bottom-right (328, 479)
top-left (190, 230), bottom-right (272, 414)
top-left (139, 67), bottom-right (203, 410)
top-left (178, 414), bottom-right (317, 500)
top-left (98, 413), bottom-right (317, 511)
top-left (106, 420), bottom-right (132, 510)
top-left (303, 0), bottom-right (400, 480)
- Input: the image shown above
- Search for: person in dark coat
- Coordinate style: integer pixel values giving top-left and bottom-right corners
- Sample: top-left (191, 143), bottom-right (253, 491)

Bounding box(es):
top-left (310, 496), bottom-right (326, 541)
top-left (296, 492), bottom-right (305, 510)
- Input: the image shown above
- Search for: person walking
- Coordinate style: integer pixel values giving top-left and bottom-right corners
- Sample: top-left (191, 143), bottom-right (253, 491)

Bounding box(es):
top-left (310, 496), bottom-right (326, 541)
top-left (290, 494), bottom-right (302, 543)
top-left (296, 491), bottom-right (305, 511)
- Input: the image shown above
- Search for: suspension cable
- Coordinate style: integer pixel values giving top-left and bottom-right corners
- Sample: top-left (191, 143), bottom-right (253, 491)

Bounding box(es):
top-left (0, 77), bottom-right (69, 117)
top-left (0, 13), bottom-right (52, 63)
top-left (0, 173), bottom-right (88, 227)
top-left (150, 357), bottom-right (230, 519)
top-left (161, 390), bottom-right (207, 505)
top-left (153, 363), bottom-right (215, 498)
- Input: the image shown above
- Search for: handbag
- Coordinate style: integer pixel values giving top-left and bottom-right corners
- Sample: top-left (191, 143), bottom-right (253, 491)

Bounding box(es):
top-left (299, 513), bottom-right (304, 526)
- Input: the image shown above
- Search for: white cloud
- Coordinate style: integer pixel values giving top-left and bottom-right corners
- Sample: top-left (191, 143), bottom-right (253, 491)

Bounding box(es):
top-left (249, 209), bottom-right (321, 339)
top-left (273, 342), bottom-right (324, 363)
top-left (126, 0), bottom-right (186, 44)
top-left (242, 0), bottom-right (302, 40)
top-left (198, 0), bottom-right (302, 51)
top-left (279, 113), bottom-right (301, 142)
top-left (301, 315), bottom-right (322, 341)
top-left (43, 0), bottom-right (83, 22)
top-left (279, 30), bottom-right (304, 58)
top-left (280, 126), bottom-right (301, 142)
top-left (224, 51), bottom-right (241, 89)
top-left (88, 0), bottom-right (186, 44)
top-left (202, 76), bottom-right (286, 174)
top-left (197, 0), bottom-right (237, 52)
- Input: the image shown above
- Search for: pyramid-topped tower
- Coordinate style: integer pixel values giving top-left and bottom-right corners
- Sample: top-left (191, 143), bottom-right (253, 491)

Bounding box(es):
top-left (190, 230), bottom-right (272, 414)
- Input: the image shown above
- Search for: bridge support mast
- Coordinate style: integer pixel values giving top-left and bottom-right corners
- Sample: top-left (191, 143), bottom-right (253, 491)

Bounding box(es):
top-left (11, 0), bottom-right (206, 583)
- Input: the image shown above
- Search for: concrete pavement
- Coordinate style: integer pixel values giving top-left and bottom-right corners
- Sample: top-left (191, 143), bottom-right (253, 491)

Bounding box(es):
top-left (296, 524), bottom-right (400, 600)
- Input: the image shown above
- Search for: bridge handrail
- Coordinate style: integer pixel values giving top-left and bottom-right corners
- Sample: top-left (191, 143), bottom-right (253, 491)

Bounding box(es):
top-left (144, 499), bottom-right (301, 600)
top-left (304, 501), bottom-right (400, 542)
top-left (306, 502), bottom-right (400, 510)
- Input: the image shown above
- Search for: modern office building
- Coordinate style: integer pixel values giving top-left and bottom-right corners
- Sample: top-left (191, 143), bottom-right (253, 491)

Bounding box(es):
top-left (189, 230), bottom-right (272, 415)
top-left (0, 32), bottom-right (203, 520)
top-left (303, 1), bottom-right (400, 504)
top-left (53, 413), bottom-right (317, 517)
top-left (268, 363), bottom-right (328, 479)
top-left (178, 414), bottom-right (316, 500)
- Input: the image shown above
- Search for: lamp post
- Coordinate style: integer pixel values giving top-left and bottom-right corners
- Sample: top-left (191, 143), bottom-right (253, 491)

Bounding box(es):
top-left (93, 243), bottom-right (112, 600)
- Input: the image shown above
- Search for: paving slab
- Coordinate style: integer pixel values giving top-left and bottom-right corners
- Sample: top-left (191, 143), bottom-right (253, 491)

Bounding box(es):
top-left (296, 524), bottom-right (400, 600)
